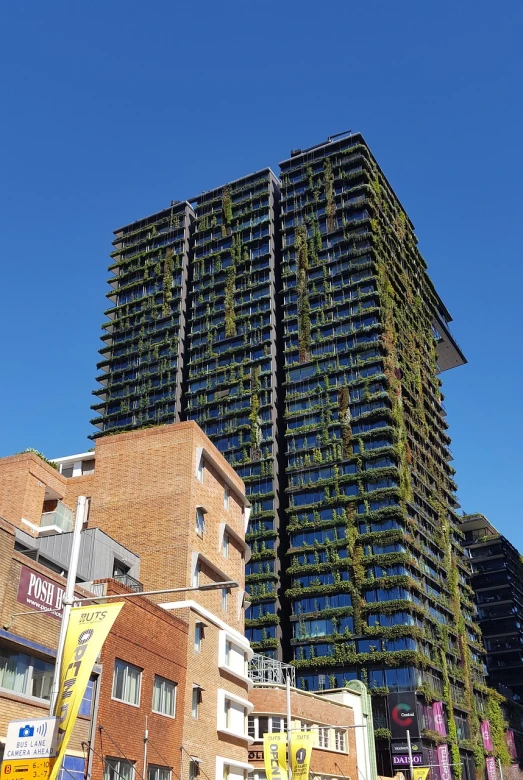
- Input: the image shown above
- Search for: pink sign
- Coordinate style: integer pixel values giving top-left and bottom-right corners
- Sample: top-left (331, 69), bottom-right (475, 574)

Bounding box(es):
top-left (433, 701), bottom-right (447, 737)
top-left (481, 721), bottom-right (494, 752)
top-left (17, 564), bottom-right (66, 620)
top-left (437, 744), bottom-right (452, 780)
top-left (485, 757), bottom-right (497, 780)
top-left (506, 730), bottom-right (517, 760)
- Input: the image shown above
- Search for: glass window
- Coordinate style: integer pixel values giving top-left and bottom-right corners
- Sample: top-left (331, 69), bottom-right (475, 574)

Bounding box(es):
top-left (197, 458), bottom-right (204, 482)
top-left (0, 647), bottom-right (30, 695)
top-left (58, 755), bottom-right (85, 780)
top-left (196, 508), bottom-right (205, 536)
top-left (335, 729), bottom-right (346, 751)
top-left (222, 588), bottom-right (228, 612)
top-left (192, 686), bottom-right (201, 719)
top-left (148, 768), bottom-right (170, 780)
top-left (193, 563), bottom-right (200, 588)
top-left (105, 759), bottom-right (134, 780)
top-left (224, 487), bottom-right (230, 510)
top-left (0, 646), bottom-right (56, 701)
top-left (112, 660), bottom-right (142, 705)
top-left (188, 761), bottom-right (200, 780)
top-left (79, 677), bottom-right (95, 717)
top-left (152, 676), bottom-right (176, 717)
top-left (318, 727), bottom-right (330, 748)
top-left (222, 532), bottom-right (229, 559)
top-left (195, 623), bottom-right (202, 653)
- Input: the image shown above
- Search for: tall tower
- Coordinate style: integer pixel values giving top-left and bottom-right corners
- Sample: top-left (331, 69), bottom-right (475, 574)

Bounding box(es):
top-left (185, 169), bottom-right (283, 657)
top-left (91, 201), bottom-right (193, 435)
top-left (91, 133), bottom-right (490, 779)
top-left (278, 135), bottom-right (484, 778)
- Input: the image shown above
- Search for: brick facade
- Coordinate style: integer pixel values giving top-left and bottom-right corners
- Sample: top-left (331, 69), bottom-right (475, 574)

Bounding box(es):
top-left (249, 686), bottom-right (359, 779)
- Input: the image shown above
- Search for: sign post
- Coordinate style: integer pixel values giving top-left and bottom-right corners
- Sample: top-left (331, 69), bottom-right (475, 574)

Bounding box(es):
top-left (0, 717), bottom-right (59, 780)
top-left (406, 730), bottom-right (414, 780)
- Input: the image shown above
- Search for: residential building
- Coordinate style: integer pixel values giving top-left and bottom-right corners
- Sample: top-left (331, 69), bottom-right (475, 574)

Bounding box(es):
top-left (185, 169), bottom-right (282, 657)
top-left (461, 512), bottom-right (523, 763)
top-left (0, 422), bottom-right (255, 780)
top-left (88, 132), bottom-right (492, 777)
top-left (91, 200), bottom-right (193, 435)
top-left (0, 510), bottom-right (189, 780)
top-left (247, 655), bottom-right (375, 780)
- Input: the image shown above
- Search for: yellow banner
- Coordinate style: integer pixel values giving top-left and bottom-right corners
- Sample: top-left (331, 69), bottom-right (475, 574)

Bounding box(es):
top-left (413, 769), bottom-right (430, 780)
top-left (49, 603), bottom-right (124, 780)
top-left (290, 732), bottom-right (314, 780)
top-left (263, 732), bottom-right (287, 780)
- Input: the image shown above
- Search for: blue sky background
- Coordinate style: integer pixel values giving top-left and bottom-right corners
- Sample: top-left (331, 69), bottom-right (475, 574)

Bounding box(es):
top-left (1, 2), bottom-right (521, 546)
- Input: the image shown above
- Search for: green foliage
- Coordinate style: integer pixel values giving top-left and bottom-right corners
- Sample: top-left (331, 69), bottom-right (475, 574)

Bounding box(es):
top-left (18, 448), bottom-right (58, 470)
top-left (295, 224), bottom-right (311, 361)
top-left (221, 186), bottom-right (233, 236)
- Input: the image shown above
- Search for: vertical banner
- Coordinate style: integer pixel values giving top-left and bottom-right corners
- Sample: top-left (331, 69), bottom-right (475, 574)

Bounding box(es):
top-left (49, 603), bottom-right (124, 780)
top-left (263, 733), bottom-right (288, 780)
top-left (485, 757), bottom-right (497, 780)
top-left (506, 730), bottom-right (517, 760)
top-left (437, 743), bottom-right (452, 780)
top-left (481, 721), bottom-right (494, 752)
top-left (289, 732), bottom-right (314, 780)
top-left (432, 702), bottom-right (447, 737)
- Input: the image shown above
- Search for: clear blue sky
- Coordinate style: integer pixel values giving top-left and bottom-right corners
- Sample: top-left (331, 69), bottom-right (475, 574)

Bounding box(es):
top-left (1, 2), bottom-right (522, 547)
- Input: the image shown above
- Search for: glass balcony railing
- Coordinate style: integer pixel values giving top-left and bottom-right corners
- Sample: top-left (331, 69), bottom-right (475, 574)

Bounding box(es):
top-left (40, 501), bottom-right (74, 532)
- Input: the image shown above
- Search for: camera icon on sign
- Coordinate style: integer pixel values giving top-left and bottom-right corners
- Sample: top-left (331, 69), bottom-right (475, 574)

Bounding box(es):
top-left (19, 725), bottom-right (34, 738)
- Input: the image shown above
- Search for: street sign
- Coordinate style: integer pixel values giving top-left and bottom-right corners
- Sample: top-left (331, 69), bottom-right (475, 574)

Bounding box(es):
top-left (4, 719), bottom-right (59, 760)
top-left (393, 755), bottom-right (424, 767)
top-left (1, 759), bottom-right (56, 780)
top-left (391, 740), bottom-right (422, 754)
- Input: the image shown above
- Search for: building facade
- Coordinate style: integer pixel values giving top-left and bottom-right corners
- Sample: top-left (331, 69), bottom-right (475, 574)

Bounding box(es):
top-left (89, 133), bottom-right (494, 777)
top-left (461, 513), bottom-right (523, 765)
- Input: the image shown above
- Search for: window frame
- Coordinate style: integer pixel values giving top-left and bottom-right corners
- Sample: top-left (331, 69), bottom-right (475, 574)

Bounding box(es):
top-left (192, 685), bottom-right (202, 719)
top-left (152, 675), bottom-right (176, 718)
top-left (197, 458), bottom-right (204, 483)
top-left (104, 758), bottom-right (135, 780)
top-left (148, 767), bottom-right (171, 780)
top-left (195, 508), bottom-right (206, 537)
top-left (222, 532), bottom-right (229, 559)
top-left (112, 659), bottom-right (142, 707)
top-left (0, 645), bottom-right (54, 702)
top-left (224, 486), bottom-right (230, 510)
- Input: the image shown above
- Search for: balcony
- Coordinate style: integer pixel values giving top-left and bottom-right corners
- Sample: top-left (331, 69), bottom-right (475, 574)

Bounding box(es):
top-left (112, 573), bottom-right (143, 592)
top-left (40, 501), bottom-right (74, 534)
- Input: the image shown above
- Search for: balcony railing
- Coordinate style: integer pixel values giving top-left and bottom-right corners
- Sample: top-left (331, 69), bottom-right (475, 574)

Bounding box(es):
top-left (112, 573), bottom-right (143, 592)
top-left (40, 501), bottom-right (74, 532)
top-left (249, 653), bottom-right (295, 686)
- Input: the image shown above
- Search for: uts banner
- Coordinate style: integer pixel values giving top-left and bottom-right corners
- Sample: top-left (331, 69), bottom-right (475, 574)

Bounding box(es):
top-left (290, 732), bottom-right (314, 780)
top-left (388, 693), bottom-right (420, 739)
top-left (263, 733), bottom-right (287, 780)
top-left (49, 603), bottom-right (124, 780)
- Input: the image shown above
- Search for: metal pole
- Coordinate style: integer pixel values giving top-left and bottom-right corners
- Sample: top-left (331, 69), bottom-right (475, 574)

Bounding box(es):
top-left (49, 496), bottom-right (87, 714)
top-left (286, 671), bottom-right (292, 780)
top-left (143, 715), bottom-right (148, 779)
top-left (498, 759), bottom-right (504, 780)
top-left (406, 729), bottom-right (414, 780)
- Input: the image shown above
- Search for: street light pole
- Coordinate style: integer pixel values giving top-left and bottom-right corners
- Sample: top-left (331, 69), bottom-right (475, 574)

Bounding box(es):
top-left (48, 495), bottom-right (87, 715)
top-left (406, 729), bottom-right (414, 780)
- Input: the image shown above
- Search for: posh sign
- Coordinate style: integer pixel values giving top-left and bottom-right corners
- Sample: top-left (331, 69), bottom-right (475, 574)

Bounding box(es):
top-left (17, 566), bottom-right (66, 619)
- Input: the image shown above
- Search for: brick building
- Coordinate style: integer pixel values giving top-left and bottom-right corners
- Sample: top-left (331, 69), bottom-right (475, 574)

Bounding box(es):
top-left (247, 657), bottom-right (375, 780)
top-left (0, 422), bottom-right (255, 780)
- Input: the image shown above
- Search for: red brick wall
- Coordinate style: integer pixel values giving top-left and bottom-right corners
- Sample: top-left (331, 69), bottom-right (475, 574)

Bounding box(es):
top-left (90, 579), bottom-right (189, 780)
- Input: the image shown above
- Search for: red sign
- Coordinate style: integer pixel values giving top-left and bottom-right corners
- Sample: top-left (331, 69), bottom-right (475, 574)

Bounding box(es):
top-left (17, 566), bottom-right (66, 620)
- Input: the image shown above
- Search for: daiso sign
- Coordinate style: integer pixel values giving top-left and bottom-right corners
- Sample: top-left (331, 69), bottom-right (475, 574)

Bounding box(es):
top-left (17, 565), bottom-right (67, 619)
